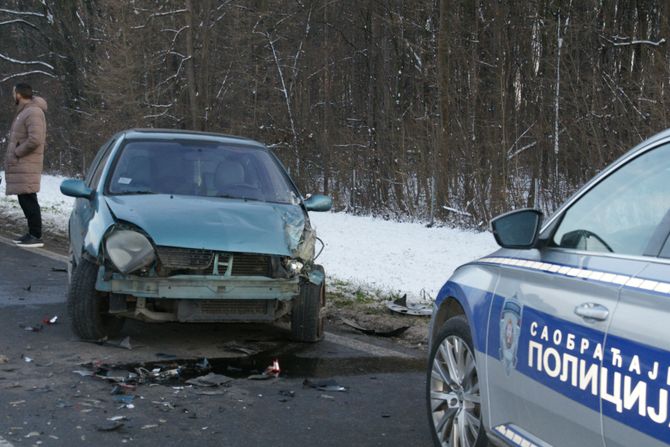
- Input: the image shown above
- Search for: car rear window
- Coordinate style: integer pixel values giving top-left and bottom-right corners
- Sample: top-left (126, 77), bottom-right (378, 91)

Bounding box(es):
top-left (107, 139), bottom-right (300, 204)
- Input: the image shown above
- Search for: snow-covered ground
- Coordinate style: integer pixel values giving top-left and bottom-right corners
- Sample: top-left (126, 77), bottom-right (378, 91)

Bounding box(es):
top-left (0, 172), bottom-right (499, 301)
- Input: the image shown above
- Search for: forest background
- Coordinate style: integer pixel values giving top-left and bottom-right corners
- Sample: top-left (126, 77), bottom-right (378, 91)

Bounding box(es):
top-left (1, 0), bottom-right (667, 227)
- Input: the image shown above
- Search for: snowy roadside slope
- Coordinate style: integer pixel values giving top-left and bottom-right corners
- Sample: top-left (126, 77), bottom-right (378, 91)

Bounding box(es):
top-left (0, 173), bottom-right (499, 301)
top-left (308, 212), bottom-right (498, 301)
top-left (0, 171), bottom-right (74, 233)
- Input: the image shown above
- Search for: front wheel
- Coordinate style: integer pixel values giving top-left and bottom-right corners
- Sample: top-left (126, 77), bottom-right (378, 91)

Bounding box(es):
top-left (68, 258), bottom-right (124, 340)
top-left (290, 265), bottom-right (325, 342)
top-left (427, 315), bottom-right (487, 447)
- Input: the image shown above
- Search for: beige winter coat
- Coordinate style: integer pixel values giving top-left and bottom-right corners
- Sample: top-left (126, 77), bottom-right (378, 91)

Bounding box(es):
top-left (4, 96), bottom-right (47, 195)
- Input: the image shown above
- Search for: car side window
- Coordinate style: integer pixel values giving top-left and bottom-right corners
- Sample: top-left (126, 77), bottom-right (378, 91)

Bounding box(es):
top-left (86, 139), bottom-right (116, 189)
top-left (552, 143), bottom-right (670, 256)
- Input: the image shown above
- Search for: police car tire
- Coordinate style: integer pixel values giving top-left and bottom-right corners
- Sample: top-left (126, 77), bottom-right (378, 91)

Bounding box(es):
top-left (290, 265), bottom-right (325, 342)
top-left (68, 258), bottom-right (124, 340)
top-left (427, 315), bottom-right (488, 447)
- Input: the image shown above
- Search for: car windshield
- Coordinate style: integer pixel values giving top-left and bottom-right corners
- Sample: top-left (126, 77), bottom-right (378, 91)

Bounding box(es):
top-left (107, 139), bottom-right (300, 204)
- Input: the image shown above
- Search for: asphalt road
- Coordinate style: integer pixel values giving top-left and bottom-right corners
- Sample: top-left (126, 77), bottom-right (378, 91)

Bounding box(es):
top-left (0, 238), bottom-right (432, 446)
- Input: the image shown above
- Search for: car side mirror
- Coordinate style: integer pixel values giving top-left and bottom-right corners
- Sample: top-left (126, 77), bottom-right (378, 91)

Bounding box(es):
top-left (60, 179), bottom-right (94, 200)
top-left (491, 208), bottom-right (543, 249)
top-left (303, 194), bottom-right (332, 212)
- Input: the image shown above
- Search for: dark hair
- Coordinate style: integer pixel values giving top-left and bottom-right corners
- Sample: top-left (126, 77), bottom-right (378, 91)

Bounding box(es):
top-left (14, 83), bottom-right (33, 99)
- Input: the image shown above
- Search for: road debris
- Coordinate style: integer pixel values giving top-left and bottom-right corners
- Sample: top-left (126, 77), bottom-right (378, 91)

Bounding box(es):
top-left (20, 324), bottom-right (42, 332)
top-left (246, 359), bottom-right (281, 380)
top-left (22, 354), bottom-right (33, 363)
top-left (42, 315), bottom-right (58, 325)
top-left (340, 317), bottom-right (409, 337)
top-left (118, 336), bottom-right (132, 350)
top-left (303, 379), bottom-right (347, 392)
top-left (186, 372), bottom-right (233, 388)
top-left (113, 395), bottom-right (135, 406)
top-left (108, 416), bottom-right (128, 422)
top-left (24, 431), bottom-right (40, 438)
top-left (0, 355), bottom-right (8, 364)
top-left (193, 389), bottom-right (227, 396)
top-left (95, 421), bottom-right (124, 432)
top-left (278, 390), bottom-right (295, 402)
top-left (195, 357), bottom-right (210, 370)
top-left (385, 294), bottom-right (432, 316)
top-left (266, 359), bottom-right (280, 377)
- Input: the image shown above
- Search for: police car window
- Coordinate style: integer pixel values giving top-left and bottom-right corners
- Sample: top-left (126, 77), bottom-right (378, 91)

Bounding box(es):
top-left (552, 143), bottom-right (670, 256)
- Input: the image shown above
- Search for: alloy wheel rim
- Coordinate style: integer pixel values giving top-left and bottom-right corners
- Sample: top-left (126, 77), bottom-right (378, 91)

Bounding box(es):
top-left (430, 335), bottom-right (481, 447)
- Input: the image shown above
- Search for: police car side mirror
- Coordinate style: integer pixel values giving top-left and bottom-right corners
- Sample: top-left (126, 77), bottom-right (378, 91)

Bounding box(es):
top-left (491, 208), bottom-right (543, 249)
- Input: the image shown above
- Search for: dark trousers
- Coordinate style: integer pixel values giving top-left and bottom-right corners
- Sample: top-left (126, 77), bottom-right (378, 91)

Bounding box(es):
top-left (17, 193), bottom-right (42, 239)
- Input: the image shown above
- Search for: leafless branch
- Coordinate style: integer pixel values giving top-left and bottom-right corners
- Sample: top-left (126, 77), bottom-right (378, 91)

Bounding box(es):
top-left (0, 70), bottom-right (56, 83)
top-left (0, 8), bottom-right (46, 18)
top-left (0, 18), bottom-right (38, 29)
top-left (0, 52), bottom-right (54, 70)
top-left (613, 38), bottom-right (666, 47)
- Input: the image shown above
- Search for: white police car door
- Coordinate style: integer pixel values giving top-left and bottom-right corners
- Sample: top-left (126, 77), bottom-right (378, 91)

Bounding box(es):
top-left (485, 250), bottom-right (617, 447)
top-left (486, 139), bottom-right (670, 446)
top-left (595, 143), bottom-right (670, 447)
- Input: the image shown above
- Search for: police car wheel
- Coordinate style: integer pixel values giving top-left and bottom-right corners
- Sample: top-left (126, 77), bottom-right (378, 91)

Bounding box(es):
top-left (427, 315), bottom-right (487, 447)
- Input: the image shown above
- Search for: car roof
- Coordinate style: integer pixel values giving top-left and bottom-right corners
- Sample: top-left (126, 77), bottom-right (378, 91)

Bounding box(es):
top-left (119, 128), bottom-right (267, 149)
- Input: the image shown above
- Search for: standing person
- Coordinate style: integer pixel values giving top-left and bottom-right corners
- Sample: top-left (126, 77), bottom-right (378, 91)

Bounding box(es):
top-left (4, 83), bottom-right (48, 248)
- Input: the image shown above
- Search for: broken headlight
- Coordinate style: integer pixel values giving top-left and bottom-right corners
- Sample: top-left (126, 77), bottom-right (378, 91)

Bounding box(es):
top-left (105, 230), bottom-right (156, 274)
top-left (284, 259), bottom-right (304, 276)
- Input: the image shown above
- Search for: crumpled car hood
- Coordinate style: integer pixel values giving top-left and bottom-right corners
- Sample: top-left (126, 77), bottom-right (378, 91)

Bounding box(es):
top-left (104, 195), bottom-right (306, 256)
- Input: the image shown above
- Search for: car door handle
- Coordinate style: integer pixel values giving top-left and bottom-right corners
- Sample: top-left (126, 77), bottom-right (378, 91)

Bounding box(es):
top-left (574, 303), bottom-right (609, 321)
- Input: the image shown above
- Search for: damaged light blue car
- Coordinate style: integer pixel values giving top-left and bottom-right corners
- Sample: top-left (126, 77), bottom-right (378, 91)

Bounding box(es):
top-left (60, 129), bottom-right (332, 342)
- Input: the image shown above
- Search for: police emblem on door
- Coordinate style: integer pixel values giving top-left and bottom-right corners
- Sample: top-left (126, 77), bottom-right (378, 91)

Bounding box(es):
top-left (499, 296), bottom-right (522, 375)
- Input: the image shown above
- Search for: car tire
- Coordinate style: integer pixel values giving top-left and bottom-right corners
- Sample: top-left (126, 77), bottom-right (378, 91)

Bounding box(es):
top-left (427, 315), bottom-right (487, 447)
top-left (68, 258), bottom-right (124, 340)
top-left (290, 265), bottom-right (325, 342)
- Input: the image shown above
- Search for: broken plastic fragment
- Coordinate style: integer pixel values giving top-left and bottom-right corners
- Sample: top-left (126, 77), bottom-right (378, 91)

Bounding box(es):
top-left (303, 379), bottom-right (347, 392)
top-left (308, 268), bottom-right (325, 285)
top-left (42, 315), bottom-right (58, 325)
top-left (108, 416), bottom-right (128, 422)
top-left (185, 372), bottom-right (233, 388)
top-left (95, 421), bottom-right (124, 432)
top-left (118, 336), bottom-right (132, 350)
top-left (113, 395), bottom-right (135, 405)
top-left (265, 359), bottom-right (280, 377)
top-left (340, 317), bottom-right (410, 337)
top-left (195, 357), bottom-right (210, 370)
top-left (385, 298), bottom-right (432, 317)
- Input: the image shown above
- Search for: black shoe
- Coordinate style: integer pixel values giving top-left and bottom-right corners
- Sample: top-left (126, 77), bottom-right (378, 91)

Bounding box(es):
top-left (13, 233), bottom-right (30, 244)
top-left (15, 234), bottom-right (44, 248)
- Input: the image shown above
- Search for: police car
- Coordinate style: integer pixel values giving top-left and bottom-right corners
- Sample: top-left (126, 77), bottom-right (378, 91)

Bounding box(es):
top-left (427, 129), bottom-right (670, 447)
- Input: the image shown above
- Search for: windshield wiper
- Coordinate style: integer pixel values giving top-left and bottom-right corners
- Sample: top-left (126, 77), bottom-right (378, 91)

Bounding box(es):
top-left (114, 190), bottom-right (156, 195)
top-left (215, 194), bottom-right (264, 202)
